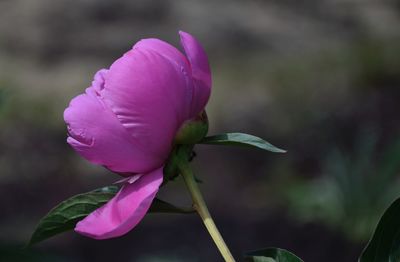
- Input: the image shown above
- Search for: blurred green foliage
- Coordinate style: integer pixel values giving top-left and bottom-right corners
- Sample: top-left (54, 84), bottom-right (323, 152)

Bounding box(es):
top-left (285, 130), bottom-right (400, 241)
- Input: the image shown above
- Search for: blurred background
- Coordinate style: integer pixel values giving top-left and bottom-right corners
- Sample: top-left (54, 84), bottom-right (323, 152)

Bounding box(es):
top-left (1, 0), bottom-right (400, 261)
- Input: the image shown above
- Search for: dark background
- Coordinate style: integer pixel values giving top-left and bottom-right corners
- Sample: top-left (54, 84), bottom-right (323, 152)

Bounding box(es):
top-left (1, 0), bottom-right (400, 261)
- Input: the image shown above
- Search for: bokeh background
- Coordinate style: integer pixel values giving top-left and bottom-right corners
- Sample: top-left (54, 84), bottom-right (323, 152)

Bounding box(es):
top-left (1, 0), bottom-right (400, 261)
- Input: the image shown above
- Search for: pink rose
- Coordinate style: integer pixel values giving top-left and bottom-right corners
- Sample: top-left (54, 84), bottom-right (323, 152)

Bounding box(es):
top-left (64, 31), bottom-right (211, 239)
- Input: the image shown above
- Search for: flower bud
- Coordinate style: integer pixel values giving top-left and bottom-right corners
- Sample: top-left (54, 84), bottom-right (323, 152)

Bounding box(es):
top-left (175, 111), bottom-right (209, 145)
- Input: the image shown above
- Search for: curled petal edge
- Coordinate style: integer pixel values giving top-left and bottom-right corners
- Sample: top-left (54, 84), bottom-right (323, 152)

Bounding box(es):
top-left (179, 31), bottom-right (211, 116)
top-left (75, 167), bottom-right (164, 239)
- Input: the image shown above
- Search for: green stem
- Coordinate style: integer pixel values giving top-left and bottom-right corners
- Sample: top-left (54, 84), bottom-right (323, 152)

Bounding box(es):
top-left (178, 156), bottom-right (236, 262)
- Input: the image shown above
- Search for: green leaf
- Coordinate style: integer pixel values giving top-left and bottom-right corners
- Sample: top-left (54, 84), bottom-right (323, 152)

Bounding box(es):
top-left (200, 133), bottom-right (286, 153)
top-left (244, 248), bottom-right (304, 262)
top-left (359, 197), bottom-right (400, 262)
top-left (149, 198), bottom-right (195, 214)
top-left (29, 186), bottom-right (118, 245)
top-left (29, 186), bottom-right (193, 245)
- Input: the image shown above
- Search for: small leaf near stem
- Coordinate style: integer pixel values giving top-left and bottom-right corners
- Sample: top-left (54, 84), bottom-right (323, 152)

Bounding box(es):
top-left (201, 133), bottom-right (286, 153)
top-left (176, 146), bottom-right (236, 262)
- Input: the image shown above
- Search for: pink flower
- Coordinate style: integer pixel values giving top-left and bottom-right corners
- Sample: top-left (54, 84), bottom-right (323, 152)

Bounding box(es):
top-left (63, 31), bottom-right (211, 239)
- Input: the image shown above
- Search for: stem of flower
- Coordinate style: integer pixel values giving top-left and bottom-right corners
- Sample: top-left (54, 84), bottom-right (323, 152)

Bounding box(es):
top-left (178, 154), bottom-right (236, 262)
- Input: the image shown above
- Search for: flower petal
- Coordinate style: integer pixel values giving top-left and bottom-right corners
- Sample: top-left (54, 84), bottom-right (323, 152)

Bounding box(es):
top-left (64, 70), bottom-right (164, 174)
top-left (100, 48), bottom-right (193, 160)
top-left (91, 69), bottom-right (108, 93)
top-left (75, 167), bottom-right (163, 239)
top-left (179, 31), bottom-right (212, 116)
top-left (132, 38), bottom-right (193, 119)
top-left (133, 38), bottom-right (190, 70)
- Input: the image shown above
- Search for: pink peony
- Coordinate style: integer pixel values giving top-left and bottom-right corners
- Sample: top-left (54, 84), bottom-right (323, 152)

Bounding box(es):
top-left (63, 31), bottom-right (211, 239)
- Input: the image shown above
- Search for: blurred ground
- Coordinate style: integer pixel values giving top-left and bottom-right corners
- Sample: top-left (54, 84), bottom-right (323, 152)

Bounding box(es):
top-left (1, 0), bottom-right (400, 261)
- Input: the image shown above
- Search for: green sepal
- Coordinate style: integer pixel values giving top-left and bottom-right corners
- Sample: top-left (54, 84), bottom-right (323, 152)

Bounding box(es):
top-left (175, 111), bottom-right (209, 145)
top-left (164, 145), bottom-right (202, 184)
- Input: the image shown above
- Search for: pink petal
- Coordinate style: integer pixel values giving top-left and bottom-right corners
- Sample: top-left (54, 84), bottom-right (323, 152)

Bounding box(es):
top-left (179, 31), bottom-right (212, 116)
top-left (91, 69), bottom-right (108, 93)
top-left (132, 38), bottom-right (193, 120)
top-left (133, 38), bottom-right (190, 70)
top-left (100, 48), bottom-right (193, 160)
top-left (75, 167), bottom-right (163, 239)
top-left (64, 71), bottom-right (164, 174)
